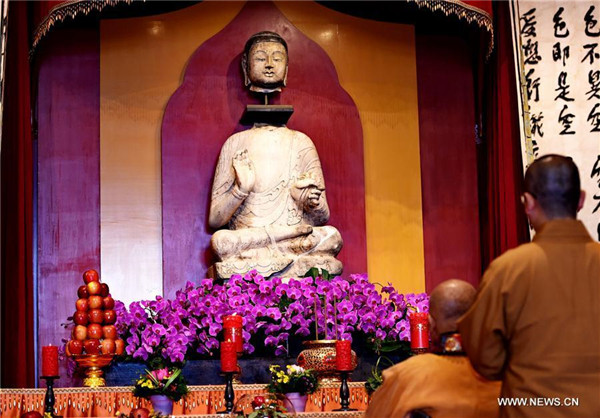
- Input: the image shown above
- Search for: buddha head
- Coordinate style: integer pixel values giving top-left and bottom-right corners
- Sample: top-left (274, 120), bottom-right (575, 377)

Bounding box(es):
top-left (242, 31), bottom-right (288, 94)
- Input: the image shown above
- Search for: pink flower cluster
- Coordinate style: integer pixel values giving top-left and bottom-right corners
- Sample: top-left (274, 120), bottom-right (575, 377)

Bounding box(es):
top-left (151, 367), bottom-right (170, 382)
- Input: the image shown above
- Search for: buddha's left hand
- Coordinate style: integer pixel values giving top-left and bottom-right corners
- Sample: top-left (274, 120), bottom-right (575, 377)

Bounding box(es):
top-left (293, 173), bottom-right (325, 208)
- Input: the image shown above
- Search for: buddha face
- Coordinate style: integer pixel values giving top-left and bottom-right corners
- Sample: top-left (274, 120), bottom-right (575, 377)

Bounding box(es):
top-left (245, 41), bottom-right (288, 93)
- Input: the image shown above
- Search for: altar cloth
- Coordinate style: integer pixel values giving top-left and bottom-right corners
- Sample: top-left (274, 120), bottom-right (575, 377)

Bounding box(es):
top-left (0, 382), bottom-right (368, 417)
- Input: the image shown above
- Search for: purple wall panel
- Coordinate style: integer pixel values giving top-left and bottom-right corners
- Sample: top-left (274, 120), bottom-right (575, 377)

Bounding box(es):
top-left (162, 1), bottom-right (367, 296)
top-left (37, 27), bottom-right (100, 386)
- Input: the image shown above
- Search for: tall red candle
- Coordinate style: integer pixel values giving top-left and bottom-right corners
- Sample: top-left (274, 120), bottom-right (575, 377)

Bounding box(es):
top-left (220, 341), bottom-right (238, 373)
top-left (223, 314), bottom-right (243, 353)
top-left (42, 345), bottom-right (59, 376)
top-left (335, 340), bottom-right (353, 371)
top-left (409, 312), bottom-right (430, 352)
top-left (223, 315), bottom-right (243, 328)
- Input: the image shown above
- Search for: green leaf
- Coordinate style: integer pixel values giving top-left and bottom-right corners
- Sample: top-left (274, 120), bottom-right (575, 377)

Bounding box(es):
top-left (277, 295), bottom-right (293, 310)
top-left (302, 267), bottom-right (320, 279)
top-left (164, 368), bottom-right (181, 389)
top-left (373, 355), bottom-right (394, 371)
top-left (301, 267), bottom-right (338, 282)
top-left (378, 343), bottom-right (405, 352)
top-left (145, 369), bottom-right (160, 386)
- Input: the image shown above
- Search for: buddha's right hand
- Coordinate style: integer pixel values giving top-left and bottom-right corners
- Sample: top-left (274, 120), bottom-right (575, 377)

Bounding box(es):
top-left (233, 149), bottom-right (255, 194)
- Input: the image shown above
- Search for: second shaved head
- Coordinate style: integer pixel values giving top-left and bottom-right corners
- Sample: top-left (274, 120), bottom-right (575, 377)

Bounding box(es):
top-left (429, 279), bottom-right (477, 337)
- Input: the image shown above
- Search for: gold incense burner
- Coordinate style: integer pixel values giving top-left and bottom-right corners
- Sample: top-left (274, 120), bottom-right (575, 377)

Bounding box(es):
top-left (297, 340), bottom-right (357, 383)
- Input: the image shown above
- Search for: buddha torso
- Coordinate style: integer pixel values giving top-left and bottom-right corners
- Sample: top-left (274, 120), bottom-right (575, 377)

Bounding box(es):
top-left (207, 31), bottom-right (343, 278)
top-left (213, 125), bottom-right (323, 230)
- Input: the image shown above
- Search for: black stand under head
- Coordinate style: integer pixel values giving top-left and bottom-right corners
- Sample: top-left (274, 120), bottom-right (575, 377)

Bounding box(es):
top-left (240, 104), bottom-right (294, 126)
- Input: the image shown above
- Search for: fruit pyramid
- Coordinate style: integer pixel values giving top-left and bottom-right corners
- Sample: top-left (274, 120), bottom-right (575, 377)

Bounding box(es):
top-left (66, 269), bottom-right (125, 356)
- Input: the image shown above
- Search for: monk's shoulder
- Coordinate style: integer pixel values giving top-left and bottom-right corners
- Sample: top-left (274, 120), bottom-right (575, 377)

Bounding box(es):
top-left (485, 241), bottom-right (545, 280)
top-left (382, 354), bottom-right (444, 381)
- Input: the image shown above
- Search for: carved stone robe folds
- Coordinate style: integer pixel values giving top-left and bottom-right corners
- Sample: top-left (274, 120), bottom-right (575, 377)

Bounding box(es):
top-left (209, 125), bottom-right (342, 278)
top-left (459, 219), bottom-right (600, 418)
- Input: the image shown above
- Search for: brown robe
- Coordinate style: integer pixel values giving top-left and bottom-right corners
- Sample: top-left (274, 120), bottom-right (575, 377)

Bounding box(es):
top-left (458, 219), bottom-right (600, 417)
top-left (365, 354), bottom-right (501, 418)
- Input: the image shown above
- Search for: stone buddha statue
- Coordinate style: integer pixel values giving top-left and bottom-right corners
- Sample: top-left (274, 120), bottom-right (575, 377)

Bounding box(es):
top-left (208, 31), bottom-right (343, 279)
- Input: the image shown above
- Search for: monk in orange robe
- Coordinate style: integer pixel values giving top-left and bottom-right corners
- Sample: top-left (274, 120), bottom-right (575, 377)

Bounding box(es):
top-left (459, 155), bottom-right (600, 417)
top-left (366, 280), bottom-right (500, 418)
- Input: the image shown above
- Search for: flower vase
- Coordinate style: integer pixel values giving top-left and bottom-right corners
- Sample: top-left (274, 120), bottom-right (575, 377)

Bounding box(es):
top-left (150, 394), bottom-right (173, 416)
top-left (283, 392), bottom-right (307, 413)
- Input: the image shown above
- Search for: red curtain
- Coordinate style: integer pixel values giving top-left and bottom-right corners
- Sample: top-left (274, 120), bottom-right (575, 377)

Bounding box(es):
top-left (1, 1), bottom-right (35, 387)
top-left (416, 31), bottom-right (482, 292)
top-left (480, 1), bottom-right (530, 268)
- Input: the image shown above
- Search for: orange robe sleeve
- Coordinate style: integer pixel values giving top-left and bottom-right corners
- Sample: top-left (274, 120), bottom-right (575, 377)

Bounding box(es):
top-left (458, 260), bottom-right (509, 381)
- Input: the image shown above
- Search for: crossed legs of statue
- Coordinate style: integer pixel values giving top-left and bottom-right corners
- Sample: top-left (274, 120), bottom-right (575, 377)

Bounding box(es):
top-left (210, 224), bottom-right (343, 278)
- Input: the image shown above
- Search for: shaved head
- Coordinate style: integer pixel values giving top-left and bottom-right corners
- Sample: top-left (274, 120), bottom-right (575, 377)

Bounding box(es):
top-left (429, 279), bottom-right (476, 338)
top-left (524, 154), bottom-right (581, 218)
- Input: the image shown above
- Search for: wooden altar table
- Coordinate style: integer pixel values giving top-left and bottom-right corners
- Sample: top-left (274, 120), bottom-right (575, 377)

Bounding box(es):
top-left (0, 382), bottom-right (368, 417)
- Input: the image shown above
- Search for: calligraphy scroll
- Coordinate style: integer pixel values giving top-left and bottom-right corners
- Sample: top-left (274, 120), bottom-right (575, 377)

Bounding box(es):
top-left (511, 1), bottom-right (600, 240)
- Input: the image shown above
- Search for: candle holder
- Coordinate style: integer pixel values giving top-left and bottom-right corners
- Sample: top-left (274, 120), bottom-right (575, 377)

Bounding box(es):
top-left (217, 372), bottom-right (235, 414)
top-left (70, 354), bottom-right (114, 387)
top-left (40, 375), bottom-right (59, 417)
top-left (334, 371), bottom-right (356, 411)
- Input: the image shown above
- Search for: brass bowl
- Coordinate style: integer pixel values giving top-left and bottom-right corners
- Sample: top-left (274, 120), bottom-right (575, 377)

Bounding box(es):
top-left (71, 354), bottom-right (114, 387)
top-left (296, 340), bottom-right (358, 383)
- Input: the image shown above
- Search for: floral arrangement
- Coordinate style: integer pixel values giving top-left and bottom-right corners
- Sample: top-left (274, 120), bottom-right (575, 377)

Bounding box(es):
top-left (115, 272), bottom-right (429, 364)
top-left (266, 365), bottom-right (318, 395)
top-left (132, 366), bottom-right (189, 402)
top-left (244, 395), bottom-right (288, 418)
top-left (365, 356), bottom-right (395, 395)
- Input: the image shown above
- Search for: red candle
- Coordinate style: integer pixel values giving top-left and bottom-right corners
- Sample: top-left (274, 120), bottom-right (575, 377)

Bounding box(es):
top-left (42, 345), bottom-right (59, 376)
top-left (409, 312), bottom-right (430, 352)
top-left (223, 314), bottom-right (243, 328)
top-left (223, 314), bottom-right (243, 353)
top-left (335, 340), bottom-right (353, 371)
top-left (220, 341), bottom-right (238, 373)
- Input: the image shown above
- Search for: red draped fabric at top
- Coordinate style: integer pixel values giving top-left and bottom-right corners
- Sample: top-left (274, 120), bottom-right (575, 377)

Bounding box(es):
top-left (32, 0), bottom-right (64, 27)
top-left (1, 2), bottom-right (35, 387)
top-left (30, 1), bottom-right (494, 53)
top-left (464, 0), bottom-right (492, 16)
top-left (30, 0), bottom-right (492, 18)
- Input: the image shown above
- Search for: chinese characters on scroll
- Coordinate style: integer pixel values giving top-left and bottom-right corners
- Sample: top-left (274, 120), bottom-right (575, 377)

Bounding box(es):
top-left (514, 2), bottom-right (600, 240)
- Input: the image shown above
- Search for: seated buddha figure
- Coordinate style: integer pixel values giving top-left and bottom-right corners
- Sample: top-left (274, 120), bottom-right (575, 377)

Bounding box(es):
top-left (209, 31), bottom-right (343, 279)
